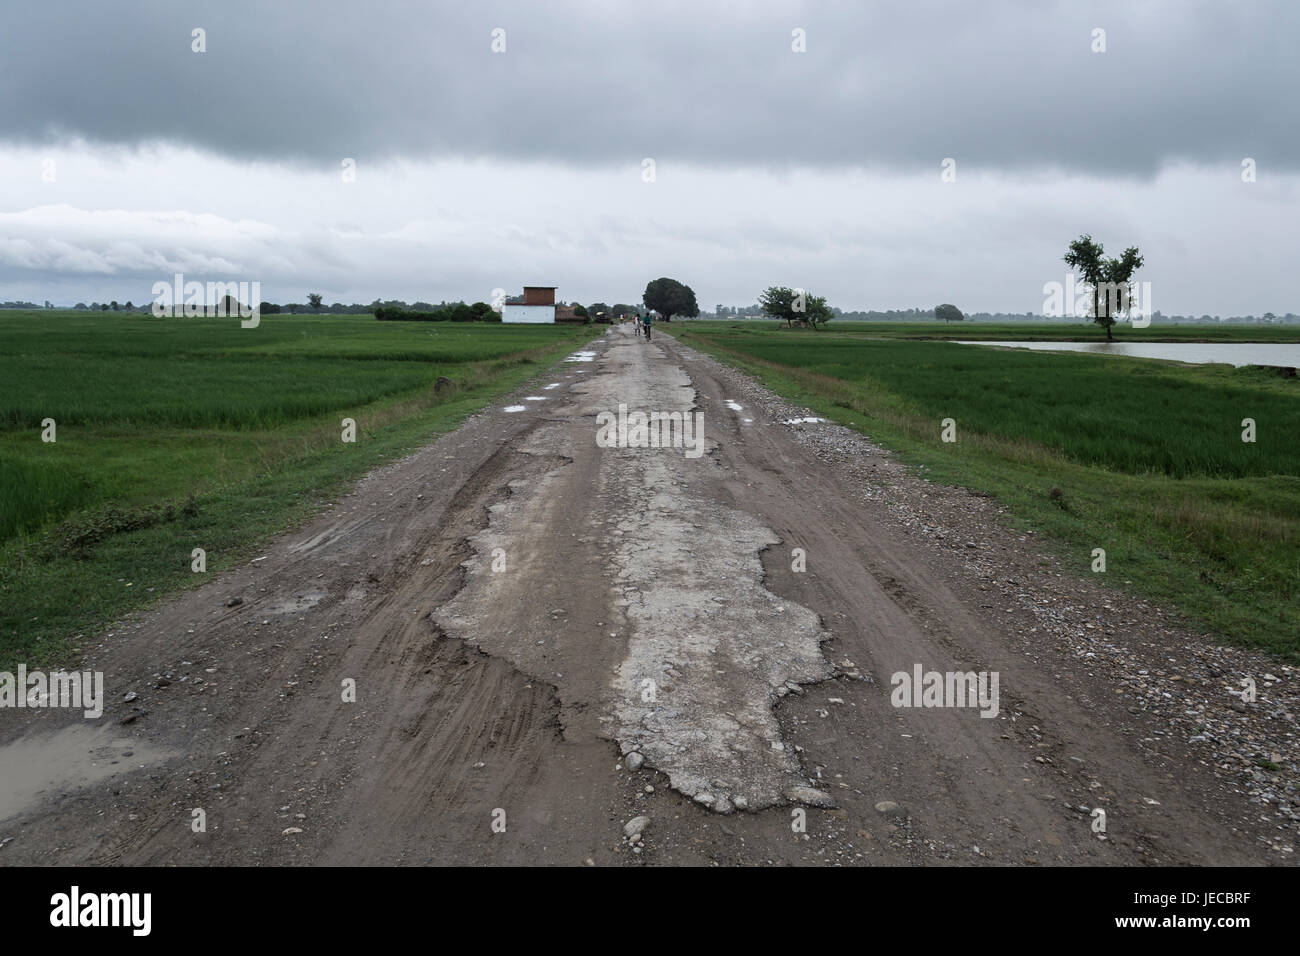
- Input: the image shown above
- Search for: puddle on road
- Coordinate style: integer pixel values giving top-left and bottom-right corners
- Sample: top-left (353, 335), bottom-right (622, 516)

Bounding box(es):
top-left (783, 417), bottom-right (824, 425)
top-left (565, 352), bottom-right (597, 362)
top-left (503, 405), bottom-right (526, 413)
top-left (266, 591), bottom-right (326, 615)
top-left (523, 396), bottom-right (546, 401)
top-left (0, 723), bottom-right (176, 822)
top-left (724, 400), bottom-right (743, 411)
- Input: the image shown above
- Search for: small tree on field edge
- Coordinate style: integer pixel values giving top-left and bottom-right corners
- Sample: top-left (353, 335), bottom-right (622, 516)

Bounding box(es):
top-left (759, 286), bottom-right (833, 329)
top-left (1063, 234), bottom-right (1145, 341)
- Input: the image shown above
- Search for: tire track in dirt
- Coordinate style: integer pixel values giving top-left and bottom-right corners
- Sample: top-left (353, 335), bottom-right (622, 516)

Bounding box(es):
top-left (1, 378), bottom-right (622, 865)
top-left (657, 325), bottom-right (1284, 864)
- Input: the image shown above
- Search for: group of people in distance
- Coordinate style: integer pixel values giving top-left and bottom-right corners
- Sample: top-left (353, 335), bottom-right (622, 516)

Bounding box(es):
top-left (629, 311), bottom-right (653, 340)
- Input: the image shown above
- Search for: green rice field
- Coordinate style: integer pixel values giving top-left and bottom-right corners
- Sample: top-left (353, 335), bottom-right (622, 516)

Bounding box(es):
top-left (675, 322), bottom-right (1300, 660)
top-left (0, 311), bottom-right (591, 668)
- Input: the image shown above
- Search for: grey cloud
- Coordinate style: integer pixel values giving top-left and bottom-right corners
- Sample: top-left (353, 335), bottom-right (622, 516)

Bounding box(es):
top-left (2, 0), bottom-right (1297, 174)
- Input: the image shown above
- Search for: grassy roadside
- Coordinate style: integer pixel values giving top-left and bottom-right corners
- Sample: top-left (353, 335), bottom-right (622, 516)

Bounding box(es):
top-left (674, 325), bottom-right (1300, 661)
top-left (0, 313), bottom-right (593, 671)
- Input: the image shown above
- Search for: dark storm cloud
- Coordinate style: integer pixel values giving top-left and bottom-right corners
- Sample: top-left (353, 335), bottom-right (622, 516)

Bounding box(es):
top-left (2, 0), bottom-right (1296, 174)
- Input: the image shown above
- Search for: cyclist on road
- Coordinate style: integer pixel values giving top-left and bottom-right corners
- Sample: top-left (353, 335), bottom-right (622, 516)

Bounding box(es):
top-left (641, 311), bottom-right (653, 342)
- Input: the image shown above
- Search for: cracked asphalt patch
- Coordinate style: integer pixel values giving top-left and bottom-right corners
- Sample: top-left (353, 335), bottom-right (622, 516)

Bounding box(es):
top-left (436, 332), bottom-right (834, 812)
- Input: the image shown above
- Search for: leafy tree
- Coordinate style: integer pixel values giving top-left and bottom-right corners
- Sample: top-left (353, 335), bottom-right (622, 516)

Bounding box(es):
top-left (642, 277), bottom-right (699, 322)
top-left (803, 295), bottom-right (833, 328)
top-left (587, 302), bottom-right (610, 320)
top-left (1063, 235), bottom-right (1104, 332)
top-left (1064, 234), bottom-right (1144, 340)
top-left (307, 293), bottom-right (323, 310)
top-left (573, 304), bottom-right (589, 319)
top-left (935, 303), bottom-right (964, 322)
top-left (1100, 248), bottom-right (1144, 335)
top-left (759, 286), bottom-right (833, 329)
top-left (470, 301), bottom-right (495, 321)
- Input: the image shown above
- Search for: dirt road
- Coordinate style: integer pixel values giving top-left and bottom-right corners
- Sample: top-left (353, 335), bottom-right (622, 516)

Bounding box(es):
top-left (1, 324), bottom-right (1292, 865)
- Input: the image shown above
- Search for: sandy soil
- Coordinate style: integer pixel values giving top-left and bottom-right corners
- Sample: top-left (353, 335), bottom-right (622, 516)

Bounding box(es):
top-left (0, 324), bottom-right (1291, 865)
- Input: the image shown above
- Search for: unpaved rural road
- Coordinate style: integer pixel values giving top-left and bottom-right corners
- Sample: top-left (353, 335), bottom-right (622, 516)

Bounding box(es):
top-left (1, 324), bottom-right (1293, 865)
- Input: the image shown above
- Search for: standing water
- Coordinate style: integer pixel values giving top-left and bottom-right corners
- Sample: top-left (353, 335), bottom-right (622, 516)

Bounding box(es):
top-left (955, 341), bottom-right (1300, 367)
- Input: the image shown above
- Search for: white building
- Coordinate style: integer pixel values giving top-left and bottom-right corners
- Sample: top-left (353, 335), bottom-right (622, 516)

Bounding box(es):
top-left (502, 303), bottom-right (556, 323)
top-left (502, 286), bottom-right (558, 324)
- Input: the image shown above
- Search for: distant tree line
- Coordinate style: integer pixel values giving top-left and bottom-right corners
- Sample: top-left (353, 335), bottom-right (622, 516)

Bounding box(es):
top-left (12, 294), bottom-right (1300, 326)
top-left (374, 302), bottom-right (498, 322)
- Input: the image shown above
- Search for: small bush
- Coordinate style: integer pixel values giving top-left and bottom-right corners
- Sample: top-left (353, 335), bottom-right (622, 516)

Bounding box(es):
top-left (47, 500), bottom-right (195, 559)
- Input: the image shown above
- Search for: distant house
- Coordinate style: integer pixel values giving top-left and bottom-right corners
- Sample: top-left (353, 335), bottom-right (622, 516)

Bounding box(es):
top-left (502, 286), bottom-right (557, 324)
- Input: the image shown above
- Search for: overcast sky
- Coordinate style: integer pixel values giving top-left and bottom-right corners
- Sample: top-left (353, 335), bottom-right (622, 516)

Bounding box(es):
top-left (1, 0), bottom-right (1296, 314)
